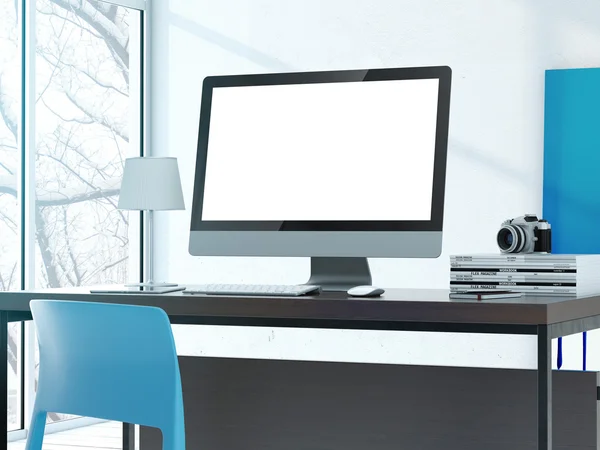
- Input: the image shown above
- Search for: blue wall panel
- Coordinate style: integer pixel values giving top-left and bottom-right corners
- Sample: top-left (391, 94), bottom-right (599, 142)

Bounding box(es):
top-left (543, 68), bottom-right (600, 254)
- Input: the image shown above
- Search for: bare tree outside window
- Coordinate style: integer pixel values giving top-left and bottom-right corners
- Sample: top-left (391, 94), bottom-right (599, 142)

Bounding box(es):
top-left (0, 0), bottom-right (141, 426)
top-left (35, 0), bottom-right (140, 290)
top-left (0, 0), bottom-right (20, 293)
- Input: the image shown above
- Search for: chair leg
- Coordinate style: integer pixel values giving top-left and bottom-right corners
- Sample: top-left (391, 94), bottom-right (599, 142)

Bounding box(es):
top-left (25, 410), bottom-right (47, 450)
top-left (161, 425), bottom-right (185, 450)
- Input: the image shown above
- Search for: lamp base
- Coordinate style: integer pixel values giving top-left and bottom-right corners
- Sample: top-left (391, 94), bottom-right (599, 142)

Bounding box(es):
top-left (125, 281), bottom-right (180, 288)
top-left (90, 285), bottom-right (185, 294)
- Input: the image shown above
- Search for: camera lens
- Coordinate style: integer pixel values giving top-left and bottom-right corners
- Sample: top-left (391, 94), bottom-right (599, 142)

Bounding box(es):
top-left (497, 225), bottom-right (525, 253)
top-left (497, 228), bottom-right (514, 251)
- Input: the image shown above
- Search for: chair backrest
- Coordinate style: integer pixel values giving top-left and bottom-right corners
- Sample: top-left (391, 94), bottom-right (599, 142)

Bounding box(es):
top-left (30, 299), bottom-right (184, 433)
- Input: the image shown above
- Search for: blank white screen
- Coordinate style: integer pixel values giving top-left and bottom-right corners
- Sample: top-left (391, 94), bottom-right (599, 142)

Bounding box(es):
top-left (202, 78), bottom-right (439, 221)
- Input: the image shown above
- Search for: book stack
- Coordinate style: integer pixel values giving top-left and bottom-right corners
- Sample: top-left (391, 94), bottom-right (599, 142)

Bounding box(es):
top-left (450, 254), bottom-right (600, 296)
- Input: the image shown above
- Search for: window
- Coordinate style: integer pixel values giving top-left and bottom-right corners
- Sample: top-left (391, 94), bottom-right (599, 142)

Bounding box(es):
top-left (1, 0), bottom-right (145, 434)
top-left (35, 0), bottom-right (142, 289)
top-left (0, 0), bottom-right (20, 294)
top-left (0, 0), bottom-right (23, 433)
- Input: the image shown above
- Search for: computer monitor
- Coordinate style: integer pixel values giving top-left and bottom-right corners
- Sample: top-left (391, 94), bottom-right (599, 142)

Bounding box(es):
top-left (189, 66), bottom-right (451, 290)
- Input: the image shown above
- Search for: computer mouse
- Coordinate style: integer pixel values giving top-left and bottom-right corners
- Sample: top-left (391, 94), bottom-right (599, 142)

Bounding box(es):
top-left (347, 285), bottom-right (385, 297)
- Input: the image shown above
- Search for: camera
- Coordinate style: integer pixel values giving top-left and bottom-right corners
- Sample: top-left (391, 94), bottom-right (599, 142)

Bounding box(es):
top-left (496, 214), bottom-right (552, 254)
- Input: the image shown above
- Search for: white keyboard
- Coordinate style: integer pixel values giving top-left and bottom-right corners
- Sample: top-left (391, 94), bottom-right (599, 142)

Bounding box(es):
top-left (183, 284), bottom-right (321, 297)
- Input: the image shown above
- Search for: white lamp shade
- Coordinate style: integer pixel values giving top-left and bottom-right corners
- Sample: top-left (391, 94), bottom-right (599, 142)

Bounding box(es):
top-left (118, 157), bottom-right (185, 211)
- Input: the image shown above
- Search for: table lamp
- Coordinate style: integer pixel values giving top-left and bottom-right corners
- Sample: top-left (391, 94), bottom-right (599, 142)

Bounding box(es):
top-left (118, 157), bottom-right (185, 288)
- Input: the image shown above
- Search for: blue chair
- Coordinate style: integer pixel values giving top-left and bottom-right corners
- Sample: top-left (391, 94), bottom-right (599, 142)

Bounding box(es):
top-left (25, 300), bottom-right (185, 450)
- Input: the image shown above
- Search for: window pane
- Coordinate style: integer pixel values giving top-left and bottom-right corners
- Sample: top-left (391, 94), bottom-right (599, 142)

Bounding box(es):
top-left (35, 0), bottom-right (142, 423)
top-left (35, 0), bottom-right (141, 289)
top-left (7, 323), bottom-right (22, 431)
top-left (0, 0), bottom-right (21, 291)
top-left (0, 0), bottom-right (23, 433)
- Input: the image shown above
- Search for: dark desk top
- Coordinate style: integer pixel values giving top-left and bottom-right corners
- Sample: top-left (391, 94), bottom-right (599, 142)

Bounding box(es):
top-left (1, 286), bottom-right (600, 329)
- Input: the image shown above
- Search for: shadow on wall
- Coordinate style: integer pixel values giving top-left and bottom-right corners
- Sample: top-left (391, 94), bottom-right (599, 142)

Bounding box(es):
top-left (448, 138), bottom-right (599, 237)
top-left (167, 13), bottom-right (543, 214)
top-left (515, 0), bottom-right (600, 43)
top-left (443, 138), bottom-right (538, 251)
top-left (169, 12), bottom-right (296, 72)
top-left (166, 0), bottom-right (600, 83)
top-left (515, 0), bottom-right (600, 72)
top-left (166, 2), bottom-right (600, 196)
top-left (167, 15), bottom-right (540, 185)
top-left (449, 138), bottom-right (533, 186)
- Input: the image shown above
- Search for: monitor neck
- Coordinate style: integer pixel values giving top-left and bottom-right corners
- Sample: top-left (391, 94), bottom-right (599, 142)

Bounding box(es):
top-left (306, 257), bottom-right (372, 292)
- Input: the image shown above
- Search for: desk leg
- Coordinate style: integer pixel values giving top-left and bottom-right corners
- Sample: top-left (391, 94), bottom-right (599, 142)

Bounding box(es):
top-left (0, 313), bottom-right (7, 450)
top-left (123, 423), bottom-right (135, 450)
top-left (538, 325), bottom-right (552, 450)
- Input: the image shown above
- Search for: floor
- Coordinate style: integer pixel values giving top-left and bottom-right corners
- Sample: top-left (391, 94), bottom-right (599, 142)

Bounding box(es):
top-left (8, 421), bottom-right (121, 450)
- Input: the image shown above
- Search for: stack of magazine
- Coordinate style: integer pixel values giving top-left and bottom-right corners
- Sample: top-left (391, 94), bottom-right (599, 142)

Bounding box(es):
top-left (450, 254), bottom-right (600, 296)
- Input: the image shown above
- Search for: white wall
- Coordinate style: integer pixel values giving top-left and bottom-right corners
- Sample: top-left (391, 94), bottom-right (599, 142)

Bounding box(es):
top-left (151, 0), bottom-right (600, 370)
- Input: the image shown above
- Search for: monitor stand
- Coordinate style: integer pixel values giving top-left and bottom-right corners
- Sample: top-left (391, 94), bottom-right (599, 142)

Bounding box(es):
top-left (306, 257), bottom-right (372, 292)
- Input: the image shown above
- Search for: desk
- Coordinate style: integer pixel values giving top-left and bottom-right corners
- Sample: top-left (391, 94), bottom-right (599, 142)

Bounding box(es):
top-left (2, 287), bottom-right (600, 450)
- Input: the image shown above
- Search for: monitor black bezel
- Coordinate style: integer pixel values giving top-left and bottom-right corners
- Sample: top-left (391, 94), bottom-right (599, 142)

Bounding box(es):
top-left (190, 66), bottom-right (451, 232)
